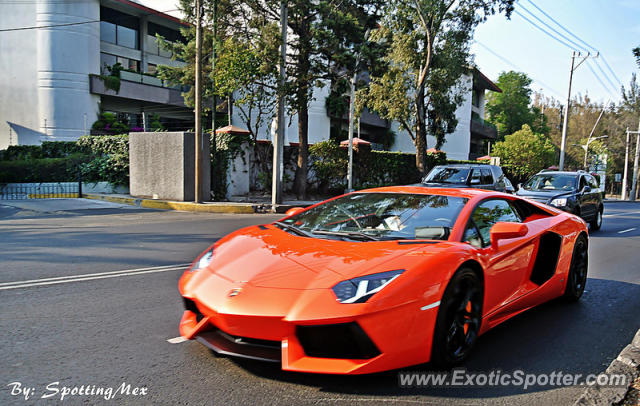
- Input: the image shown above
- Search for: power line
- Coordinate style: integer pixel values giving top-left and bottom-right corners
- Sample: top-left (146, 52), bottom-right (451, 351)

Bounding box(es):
top-left (474, 41), bottom-right (564, 98)
top-left (518, 4), bottom-right (587, 52)
top-left (586, 59), bottom-right (617, 98)
top-left (512, 8), bottom-right (619, 99)
top-left (525, 0), bottom-right (597, 52)
top-left (513, 10), bottom-right (575, 50)
top-left (592, 59), bottom-right (619, 95)
top-left (0, 19), bottom-right (99, 32)
top-left (526, 0), bottom-right (623, 88)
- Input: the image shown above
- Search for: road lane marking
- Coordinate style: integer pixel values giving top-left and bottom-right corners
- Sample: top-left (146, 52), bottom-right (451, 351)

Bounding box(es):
top-left (0, 264), bottom-right (189, 290)
top-left (603, 211), bottom-right (640, 218)
top-left (167, 336), bottom-right (188, 344)
top-left (0, 263), bottom-right (191, 287)
top-left (618, 228), bottom-right (637, 234)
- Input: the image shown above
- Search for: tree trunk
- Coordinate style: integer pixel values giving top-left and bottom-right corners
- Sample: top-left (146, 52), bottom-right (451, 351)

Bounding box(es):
top-left (415, 85), bottom-right (428, 175)
top-left (294, 100), bottom-right (309, 199)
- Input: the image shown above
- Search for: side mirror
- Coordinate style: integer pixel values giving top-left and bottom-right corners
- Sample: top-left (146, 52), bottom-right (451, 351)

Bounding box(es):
top-left (490, 222), bottom-right (528, 249)
top-left (470, 178), bottom-right (481, 185)
top-left (285, 207), bottom-right (305, 217)
top-left (582, 185), bottom-right (591, 194)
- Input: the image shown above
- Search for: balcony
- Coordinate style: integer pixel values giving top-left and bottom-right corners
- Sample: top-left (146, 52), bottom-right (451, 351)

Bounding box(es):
top-left (470, 116), bottom-right (497, 139)
top-left (89, 73), bottom-right (188, 107)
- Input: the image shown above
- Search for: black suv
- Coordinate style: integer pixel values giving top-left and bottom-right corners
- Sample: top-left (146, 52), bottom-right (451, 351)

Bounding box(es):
top-left (516, 170), bottom-right (603, 230)
top-left (419, 164), bottom-right (515, 193)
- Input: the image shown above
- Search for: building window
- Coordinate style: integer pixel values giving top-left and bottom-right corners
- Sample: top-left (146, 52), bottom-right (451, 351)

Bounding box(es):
top-left (147, 63), bottom-right (157, 75)
top-left (147, 22), bottom-right (183, 57)
top-left (101, 53), bottom-right (139, 73)
top-left (100, 6), bottom-right (139, 49)
top-left (100, 21), bottom-right (116, 44)
top-left (100, 53), bottom-right (116, 73)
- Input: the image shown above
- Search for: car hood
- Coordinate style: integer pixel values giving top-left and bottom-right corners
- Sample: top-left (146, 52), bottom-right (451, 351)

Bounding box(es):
top-left (201, 225), bottom-right (438, 290)
top-left (516, 189), bottom-right (573, 202)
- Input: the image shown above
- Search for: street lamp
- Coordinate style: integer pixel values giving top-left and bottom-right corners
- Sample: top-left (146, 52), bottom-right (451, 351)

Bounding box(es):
top-left (579, 135), bottom-right (608, 170)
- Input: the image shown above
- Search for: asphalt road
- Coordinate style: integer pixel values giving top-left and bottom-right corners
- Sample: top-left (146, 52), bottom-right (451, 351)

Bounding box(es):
top-left (1, 199), bottom-right (639, 405)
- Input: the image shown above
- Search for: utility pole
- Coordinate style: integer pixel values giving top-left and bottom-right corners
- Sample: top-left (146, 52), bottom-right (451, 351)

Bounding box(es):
top-left (630, 119), bottom-right (640, 201)
top-left (211, 0), bottom-right (217, 200)
top-left (559, 51), bottom-right (597, 170)
top-left (346, 29), bottom-right (369, 192)
top-left (194, 0), bottom-right (203, 203)
top-left (271, 0), bottom-right (287, 209)
top-left (622, 128), bottom-right (630, 200)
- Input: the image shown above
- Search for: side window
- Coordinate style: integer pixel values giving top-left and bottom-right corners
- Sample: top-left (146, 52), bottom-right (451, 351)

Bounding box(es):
top-left (470, 169), bottom-right (482, 184)
top-left (480, 168), bottom-right (493, 185)
top-left (587, 175), bottom-right (599, 190)
top-left (579, 176), bottom-right (588, 191)
top-left (467, 199), bottom-right (521, 247)
top-left (463, 221), bottom-right (483, 248)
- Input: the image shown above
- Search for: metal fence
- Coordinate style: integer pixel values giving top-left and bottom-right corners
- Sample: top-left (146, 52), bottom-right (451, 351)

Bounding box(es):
top-left (0, 182), bottom-right (81, 200)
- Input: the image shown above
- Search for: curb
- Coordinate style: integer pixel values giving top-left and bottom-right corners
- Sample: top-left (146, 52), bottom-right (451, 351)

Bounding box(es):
top-left (82, 193), bottom-right (308, 214)
top-left (575, 328), bottom-right (640, 405)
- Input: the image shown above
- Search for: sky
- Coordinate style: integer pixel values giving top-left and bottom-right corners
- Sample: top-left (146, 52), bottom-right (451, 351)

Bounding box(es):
top-left (472, 0), bottom-right (639, 104)
top-left (141, 0), bottom-right (637, 105)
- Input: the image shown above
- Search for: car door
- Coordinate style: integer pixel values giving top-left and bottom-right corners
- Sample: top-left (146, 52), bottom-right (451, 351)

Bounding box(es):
top-left (462, 199), bottom-right (536, 316)
top-left (586, 175), bottom-right (601, 215)
top-left (577, 175), bottom-right (594, 218)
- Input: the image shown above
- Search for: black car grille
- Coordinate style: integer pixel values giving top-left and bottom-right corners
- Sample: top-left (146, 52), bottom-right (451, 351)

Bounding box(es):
top-left (296, 322), bottom-right (381, 359)
top-left (183, 297), bottom-right (204, 322)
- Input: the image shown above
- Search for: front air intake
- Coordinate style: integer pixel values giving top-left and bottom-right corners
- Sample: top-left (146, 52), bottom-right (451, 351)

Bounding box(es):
top-left (296, 322), bottom-right (381, 359)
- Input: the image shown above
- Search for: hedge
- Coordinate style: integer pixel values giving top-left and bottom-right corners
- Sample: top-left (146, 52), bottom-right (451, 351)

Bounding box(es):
top-left (0, 141), bottom-right (83, 161)
top-left (0, 154), bottom-right (90, 183)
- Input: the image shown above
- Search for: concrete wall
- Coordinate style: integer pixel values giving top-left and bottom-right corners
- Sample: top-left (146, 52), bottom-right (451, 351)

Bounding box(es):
top-left (0, 2), bottom-right (41, 149)
top-left (129, 132), bottom-right (210, 201)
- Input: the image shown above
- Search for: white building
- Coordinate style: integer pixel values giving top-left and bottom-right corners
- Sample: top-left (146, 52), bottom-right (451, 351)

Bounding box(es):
top-left (0, 0), bottom-right (189, 149)
top-left (1, 0), bottom-right (500, 160)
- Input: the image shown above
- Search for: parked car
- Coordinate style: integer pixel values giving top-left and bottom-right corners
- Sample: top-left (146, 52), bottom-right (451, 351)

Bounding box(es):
top-left (516, 170), bottom-right (603, 230)
top-left (419, 164), bottom-right (514, 193)
top-left (178, 186), bottom-right (588, 373)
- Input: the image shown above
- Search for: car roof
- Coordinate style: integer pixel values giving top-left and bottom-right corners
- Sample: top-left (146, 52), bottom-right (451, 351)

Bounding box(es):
top-left (434, 164), bottom-right (496, 169)
top-left (356, 186), bottom-right (493, 200)
top-left (535, 171), bottom-right (584, 176)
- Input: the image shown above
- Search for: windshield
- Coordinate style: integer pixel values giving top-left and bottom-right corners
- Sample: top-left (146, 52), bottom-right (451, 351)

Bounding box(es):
top-left (280, 193), bottom-right (468, 241)
top-left (523, 174), bottom-right (576, 191)
top-left (423, 167), bottom-right (470, 184)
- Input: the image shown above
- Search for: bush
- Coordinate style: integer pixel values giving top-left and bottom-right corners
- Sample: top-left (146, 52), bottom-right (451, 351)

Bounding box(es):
top-left (309, 141), bottom-right (447, 191)
top-left (0, 154), bottom-right (90, 183)
top-left (77, 135), bottom-right (130, 186)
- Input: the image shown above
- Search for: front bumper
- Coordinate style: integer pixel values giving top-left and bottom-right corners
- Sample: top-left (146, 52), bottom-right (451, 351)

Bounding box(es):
top-left (178, 294), bottom-right (438, 374)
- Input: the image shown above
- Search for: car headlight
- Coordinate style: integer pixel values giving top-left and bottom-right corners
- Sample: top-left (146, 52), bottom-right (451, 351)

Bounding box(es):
top-left (332, 270), bottom-right (404, 303)
top-left (550, 198), bottom-right (568, 207)
top-left (190, 250), bottom-right (213, 272)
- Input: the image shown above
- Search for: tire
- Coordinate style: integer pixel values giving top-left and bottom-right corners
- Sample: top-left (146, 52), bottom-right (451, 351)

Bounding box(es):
top-left (431, 267), bottom-right (483, 369)
top-left (589, 207), bottom-right (603, 231)
top-left (563, 234), bottom-right (588, 302)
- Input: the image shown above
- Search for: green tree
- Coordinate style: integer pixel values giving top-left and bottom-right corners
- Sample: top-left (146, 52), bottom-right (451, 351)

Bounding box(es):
top-left (486, 71), bottom-right (548, 137)
top-left (492, 124), bottom-right (556, 183)
top-left (362, 0), bottom-right (514, 175)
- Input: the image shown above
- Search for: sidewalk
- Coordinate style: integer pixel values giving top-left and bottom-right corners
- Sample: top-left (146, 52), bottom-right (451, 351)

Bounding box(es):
top-left (575, 328), bottom-right (640, 405)
top-left (82, 193), bottom-right (319, 214)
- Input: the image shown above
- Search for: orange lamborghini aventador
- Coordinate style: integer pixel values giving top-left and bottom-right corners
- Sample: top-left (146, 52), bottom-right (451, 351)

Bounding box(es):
top-left (178, 187), bottom-right (589, 374)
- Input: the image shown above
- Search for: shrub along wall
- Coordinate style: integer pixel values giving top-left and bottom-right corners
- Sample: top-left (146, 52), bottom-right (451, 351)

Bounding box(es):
top-left (0, 136), bottom-right (130, 185)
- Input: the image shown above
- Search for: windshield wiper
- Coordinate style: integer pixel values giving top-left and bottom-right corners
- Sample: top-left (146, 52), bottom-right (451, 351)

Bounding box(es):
top-left (311, 229), bottom-right (380, 241)
top-left (274, 221), bottom-right (315, 238)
